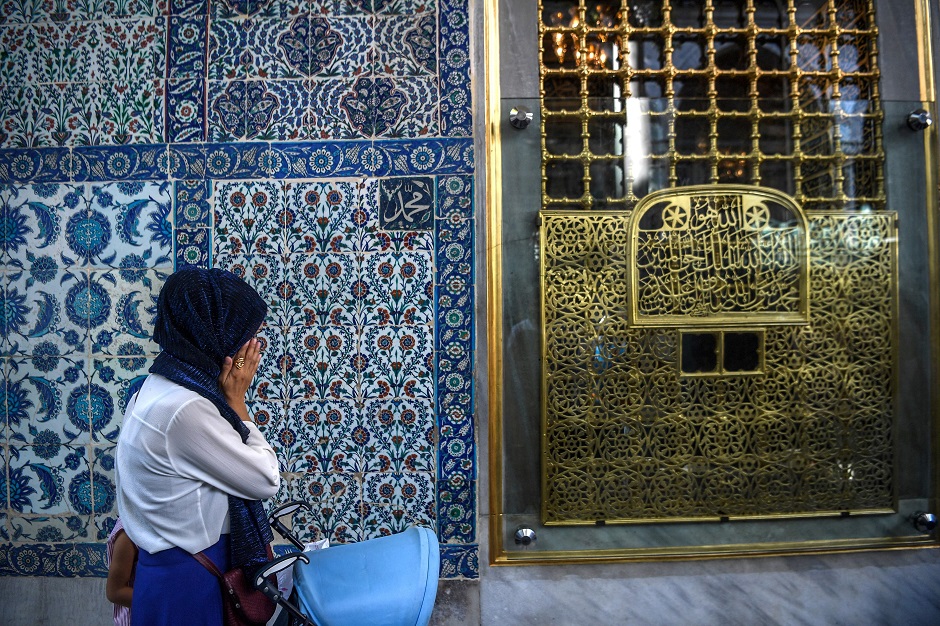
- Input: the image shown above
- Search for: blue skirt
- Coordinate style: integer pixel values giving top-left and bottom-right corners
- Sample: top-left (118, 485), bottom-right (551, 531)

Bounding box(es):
top-left (132, 535), bottom-right (229, 626)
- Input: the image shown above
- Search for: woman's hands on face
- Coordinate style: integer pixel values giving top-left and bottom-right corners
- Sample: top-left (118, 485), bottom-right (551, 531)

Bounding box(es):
top-left (218, 337), bottom-right (261, 421)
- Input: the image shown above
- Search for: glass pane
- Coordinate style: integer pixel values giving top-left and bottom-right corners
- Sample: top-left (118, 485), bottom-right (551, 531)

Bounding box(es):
top-left (500, 96), bottom-right (935, 554)
top-left (495, 0), bottom-right (938, 560)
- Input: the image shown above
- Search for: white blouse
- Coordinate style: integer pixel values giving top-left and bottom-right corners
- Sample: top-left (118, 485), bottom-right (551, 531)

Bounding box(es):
top-left (115, 374), bottom-right (280, 555)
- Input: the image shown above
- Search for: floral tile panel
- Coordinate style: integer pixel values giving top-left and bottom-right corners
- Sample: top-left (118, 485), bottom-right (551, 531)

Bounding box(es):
top-left (0, 1), bottom-right (171, 24)
top-left (307, 78), bottom-right (365, 140)
top-left (214, 179), bottom-right (283, 255)
top-left (210, 0), bottom-right (312, 21)
top-left (90, 356), bottom-right (153, 441)
top-left (166, 78), bottom-right (207, 144)
top-left (284, 398), bottom-right (350, 472)
top-left (362, 471), bottom-right (435, 538)
top-left (287, 253), bottom-right (358, 327)
top-left (96, 18), bottom-right (168, 84)
top-left (251, 79), bottom-right (311, 142)
top-left (338, 75), bottom-right (438, 138)
top-left (439, 544), bottom-right (477, 578)
top-left (0, 18), bottom-right (166, 83)
top-left (0, 25), bottom-right (40, 85)
top-left (293, 397), bottom-right (390, 474)
top-left (374, 13), bottom-right (436, 77)
top-left (175, 227), bottom-right (211, 268)
top-left (288, 471), bottom-right (363, 544)
top-left (1, 22), bottom-right (95, 84)
top-left (439, 0), bottom-right (471, 137)
top-left (207, 80), bottom-right (246, 142)
top-left (209, 15), bottom-right (370, 81)
top-left (361, 250), bottom-right (433, 326)
top-left (282, 178), bottom-right (362, 254)
top-left (360, 0), bottom-right (437, 16)
top-left (0, 2), bottom-right (472, 147)
top-left (0, 140), bottom-right (474, 185)
top-left (0, 84), bottom-right (60, 149)
top-left (285, 323), bottom-right (358, 400)
top-left (5, 354), bottom-right (88, 444)
top-left (70, 145), bottom-right (169, 182)
top-left (3, 268), bottom-right (87, 356)
top-left (0, 181), bottom-right (62, 266)
top-left (362, 395), bottom-right (434, 473)
top-left (168, 16), bottom-right (207, 79)
top-left (438, 473), bottom-right (474, 544)
top-left (172, 0), bottom-right (208, 17)
top-left (5, 443), bottom-right (95, 518)
top-left (306, 16), bottom-right (371, 78)
top-left (207, 17), bottom-right (247, 81)
top-left (88, 269), bottom-right (165, 356)
top-left (360, 323), bottom-right (433, 400)
top-left (4, 265), bottom-right (158, 361)
top-left (252, 324), bottom-right (290, 402)
top-left (173, 179), bottom-right (211, 229)
top-left (8, 510), bottom-right (95, 544)
top-left (0, 181), bottom-right (172, 270)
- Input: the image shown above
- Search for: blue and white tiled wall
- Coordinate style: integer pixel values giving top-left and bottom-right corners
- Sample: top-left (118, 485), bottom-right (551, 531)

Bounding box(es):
top-left (0, 0), bottom-right (476, 579)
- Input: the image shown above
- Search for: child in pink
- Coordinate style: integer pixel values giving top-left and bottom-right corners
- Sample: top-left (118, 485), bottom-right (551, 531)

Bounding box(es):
top-left (106, 518), bottom-right (137, 626)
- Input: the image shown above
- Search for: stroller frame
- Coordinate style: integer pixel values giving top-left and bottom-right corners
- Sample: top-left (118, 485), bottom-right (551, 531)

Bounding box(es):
top-left (253, 501), bottom-right (317, 626)
top-left (251, 500), bottom-right (440, 626)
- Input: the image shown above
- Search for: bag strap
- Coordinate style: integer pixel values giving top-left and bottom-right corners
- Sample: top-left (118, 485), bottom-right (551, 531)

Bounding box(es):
top-left (192, 551), bottom-right (224, 580)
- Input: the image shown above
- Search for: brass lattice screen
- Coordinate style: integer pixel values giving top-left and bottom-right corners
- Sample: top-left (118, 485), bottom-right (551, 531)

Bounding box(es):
top-left (537, 0), bottom-right (894, 525)
top-left (541, 198), bottom-right (897, 523)
top-left (539, 0), bottom-right (884, 211)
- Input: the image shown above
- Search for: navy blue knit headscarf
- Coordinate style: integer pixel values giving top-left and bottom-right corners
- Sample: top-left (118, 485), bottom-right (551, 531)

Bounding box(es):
top-left (149, 267), bottom-right (274, 572)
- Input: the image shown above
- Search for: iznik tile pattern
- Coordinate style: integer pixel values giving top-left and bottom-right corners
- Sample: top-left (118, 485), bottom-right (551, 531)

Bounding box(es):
top-left (0, 181), bottom-right (172, 557)
top-left (0, 0), bottom-right (476, 579)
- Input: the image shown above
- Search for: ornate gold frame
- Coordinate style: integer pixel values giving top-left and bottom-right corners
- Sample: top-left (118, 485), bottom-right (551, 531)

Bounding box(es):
top-left (486, 0), bottom-right (940, 564)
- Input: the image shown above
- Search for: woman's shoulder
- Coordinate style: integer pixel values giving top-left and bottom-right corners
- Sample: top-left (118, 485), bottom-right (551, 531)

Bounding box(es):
top-left (143, 375), bottom-right (212, 406)
top-left (136, 375), bottom-right (222, 429)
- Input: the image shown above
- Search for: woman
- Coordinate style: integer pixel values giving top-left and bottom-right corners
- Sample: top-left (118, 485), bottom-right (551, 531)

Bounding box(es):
top-left (116, 267), bottom-right (280, 625)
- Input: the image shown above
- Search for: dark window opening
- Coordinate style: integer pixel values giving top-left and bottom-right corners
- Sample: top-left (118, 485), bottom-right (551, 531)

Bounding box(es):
top-left (680, 330), bottom-right (764, 376)
top-left (724, 332), bottom-right (761, 372)
top-left (681, 333), bottom-right (719, 374)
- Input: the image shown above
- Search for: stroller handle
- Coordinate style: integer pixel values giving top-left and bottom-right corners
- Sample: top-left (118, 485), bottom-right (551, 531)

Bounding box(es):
top-left (253, 553), bottom-right (316, 626)
top-left (253, 552), bottom-right (309, 587)
top-left (268, 500), bottom-right (313, 551)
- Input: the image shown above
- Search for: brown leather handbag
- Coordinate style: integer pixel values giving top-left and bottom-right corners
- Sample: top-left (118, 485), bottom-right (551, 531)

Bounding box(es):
top-left (192, 549), bottom-right (276, 626)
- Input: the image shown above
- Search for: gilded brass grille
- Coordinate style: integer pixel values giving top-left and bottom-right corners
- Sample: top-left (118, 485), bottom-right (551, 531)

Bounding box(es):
top-left (540, 192), bottom-right (896, 523)
top-left (539, 0), bottom-right (884, 211)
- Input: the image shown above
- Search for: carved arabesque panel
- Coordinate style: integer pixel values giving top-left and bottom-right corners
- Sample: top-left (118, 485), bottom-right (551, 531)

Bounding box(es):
top-left (541, 193), bottom-right (896, 523)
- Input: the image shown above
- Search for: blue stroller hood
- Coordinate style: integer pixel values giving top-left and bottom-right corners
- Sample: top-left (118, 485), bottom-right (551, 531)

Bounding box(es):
top-left (293, 526), bottom-right (440, 626)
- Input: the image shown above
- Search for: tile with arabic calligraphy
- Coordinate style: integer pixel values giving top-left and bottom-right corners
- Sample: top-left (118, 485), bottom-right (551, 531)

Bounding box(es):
top-left (379, 176), bottom-right (434, 230)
